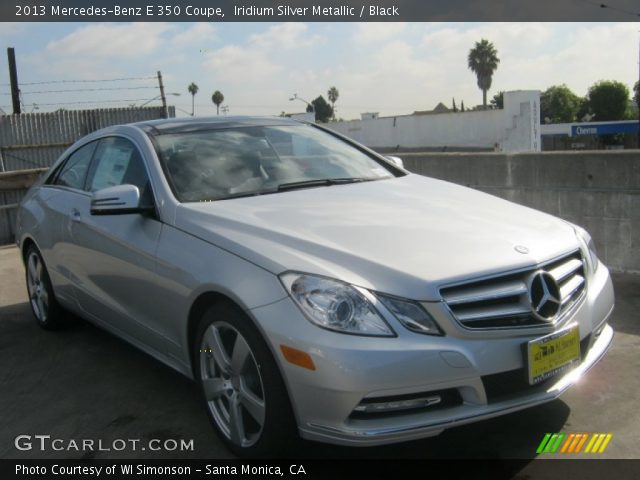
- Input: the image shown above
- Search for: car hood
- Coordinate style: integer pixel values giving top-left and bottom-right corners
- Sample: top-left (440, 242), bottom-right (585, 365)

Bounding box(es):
top-left (175, 174), bottom-right (580, 301)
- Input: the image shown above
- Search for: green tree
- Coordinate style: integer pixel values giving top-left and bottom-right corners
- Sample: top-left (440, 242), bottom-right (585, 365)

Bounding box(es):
top-left (211, 90), bottom-right (224, 115)
top-left (467, 39), bottom-right (500, 109)
top-left (490, 91), bottom-right (504, 109)
top-left (586, 80), bottom-right (629, 121)
top-left (540, 84), bottom-right (582, 123)
top-left (460, 100), bottom-right (465, 112)
top-left (576, 97), bottom-right (593, 122)
top-left (452, 97), bottom-right (458, 112)
top-left (307, 95), bottom-right (333, 123)
top-left (187, 82), bottom-right (199, 116)
top-left (327, 86), bottom-right (339, 120)
top-left (634, 80), bottom-right (639, 113)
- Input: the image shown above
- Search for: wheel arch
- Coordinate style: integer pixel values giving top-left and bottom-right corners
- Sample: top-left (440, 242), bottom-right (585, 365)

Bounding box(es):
top-left (185, 290), bottom-right (301, 426)
top-left (20, 235), bottom-right (38, 265)
top-left (186, 291), bottom-right (288, 385)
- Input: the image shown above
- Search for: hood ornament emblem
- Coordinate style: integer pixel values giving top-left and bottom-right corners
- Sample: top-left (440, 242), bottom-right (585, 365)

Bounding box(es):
top-left (528, 271), bottom-right (561, 321)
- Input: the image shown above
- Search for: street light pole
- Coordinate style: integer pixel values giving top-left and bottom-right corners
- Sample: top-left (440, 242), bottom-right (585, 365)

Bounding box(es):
top-left (289, 93), bottom-right (315, 120)
top-left (138, 93), bottom-right (180, 109)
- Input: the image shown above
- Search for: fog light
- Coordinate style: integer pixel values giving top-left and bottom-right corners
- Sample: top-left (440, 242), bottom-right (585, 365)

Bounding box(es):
top-left (354, 395), bottom-right (442, 414)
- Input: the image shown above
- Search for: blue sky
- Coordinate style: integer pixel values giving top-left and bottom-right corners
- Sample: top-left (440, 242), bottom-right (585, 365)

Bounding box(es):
top-left (0, 22), bottom-right (638, 118)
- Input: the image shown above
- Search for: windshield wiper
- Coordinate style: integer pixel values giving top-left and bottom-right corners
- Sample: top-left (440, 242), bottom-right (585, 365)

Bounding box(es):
top-left (277, 177), bottom-right (371, 192)
top-left (206, 190), bottom-right (278, 201)
top-left (201, 177), bottom-right (376, 201)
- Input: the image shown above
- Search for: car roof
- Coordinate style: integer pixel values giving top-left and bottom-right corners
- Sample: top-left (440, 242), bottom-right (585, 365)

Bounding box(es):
top-left (134, 115), bottom-right (305, 135)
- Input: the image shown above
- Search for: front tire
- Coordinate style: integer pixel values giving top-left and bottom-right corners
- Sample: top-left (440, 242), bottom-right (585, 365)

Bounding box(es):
top-left (25, 246), bottom-right (64, 330)
top-left (194, 302), bottom-right (296, 457)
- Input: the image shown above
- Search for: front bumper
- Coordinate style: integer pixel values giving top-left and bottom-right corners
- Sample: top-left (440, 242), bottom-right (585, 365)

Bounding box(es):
top-left (251, 263), bottom-right (615, 447)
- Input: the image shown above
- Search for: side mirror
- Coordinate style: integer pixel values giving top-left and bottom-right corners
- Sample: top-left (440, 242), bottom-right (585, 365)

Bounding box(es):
top-left (90, 184), bottom-right (149, 215)
top-left (386, 155), bottom-right (404, 169)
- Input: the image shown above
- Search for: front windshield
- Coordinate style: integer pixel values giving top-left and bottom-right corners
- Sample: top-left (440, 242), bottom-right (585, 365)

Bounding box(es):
top-left (153, 124), bottom-right (396, 202)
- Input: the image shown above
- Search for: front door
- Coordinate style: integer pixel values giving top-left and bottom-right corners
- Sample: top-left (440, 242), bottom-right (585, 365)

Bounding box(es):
top-left (67, 136), bottom-right (165, 352)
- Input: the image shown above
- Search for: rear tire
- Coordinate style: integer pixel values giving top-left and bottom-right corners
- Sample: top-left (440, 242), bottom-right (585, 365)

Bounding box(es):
top-left (25, 246), bottom-right (64, 330)
top-left (194, 302), bottom-right (296, 457)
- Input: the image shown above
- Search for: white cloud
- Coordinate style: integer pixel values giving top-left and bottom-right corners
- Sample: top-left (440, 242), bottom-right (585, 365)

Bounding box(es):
top-left (248, 23), bottom-right (323, 50)
top-left (202, 45), bottom-right (282, 84)
top-left (201, 23), bottom-right (325, 86)
top-left (45, 23), bottom-right (174, 59)
top-left (353, 23), bottom-right (407, 44)
top-left (171, 23), bottom-right (216, 48)
top-left (0, 22), bottom-right (30, 37)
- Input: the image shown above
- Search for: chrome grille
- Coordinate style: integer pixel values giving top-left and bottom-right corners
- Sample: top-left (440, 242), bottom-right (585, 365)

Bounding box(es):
top-left (440, 251), bottom-right (586, 329)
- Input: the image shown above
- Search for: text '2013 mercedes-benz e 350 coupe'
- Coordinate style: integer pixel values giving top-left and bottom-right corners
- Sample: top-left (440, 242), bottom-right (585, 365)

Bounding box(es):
top-left (16, 117), bottom-right (614, 457)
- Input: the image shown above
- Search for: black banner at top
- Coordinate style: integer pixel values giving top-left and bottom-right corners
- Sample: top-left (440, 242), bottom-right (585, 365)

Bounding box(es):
top-left (2, 0), bottom-right (640, 22)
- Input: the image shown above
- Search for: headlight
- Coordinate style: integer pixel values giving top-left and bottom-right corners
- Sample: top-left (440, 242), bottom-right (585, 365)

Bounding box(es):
top-left (279, 273), bottom-right (395, 336)
top-left (377, 294), bottom-right (443, 336)
top-left (574, 225), bottom-right (599, 273)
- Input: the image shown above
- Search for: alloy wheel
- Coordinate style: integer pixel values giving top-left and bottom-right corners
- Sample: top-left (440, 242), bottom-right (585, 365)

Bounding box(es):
top-left (26, 251), bottom-right (49, 324)
top-left (199, 321), bottom-right (266, 448)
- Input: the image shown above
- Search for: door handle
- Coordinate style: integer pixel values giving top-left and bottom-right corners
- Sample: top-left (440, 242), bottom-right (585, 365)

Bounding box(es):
top-left (71, 208), bottom-right (81, 222)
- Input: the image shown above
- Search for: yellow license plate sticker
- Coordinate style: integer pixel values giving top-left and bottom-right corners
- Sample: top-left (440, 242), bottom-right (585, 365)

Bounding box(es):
top-left (528, 324), bottom-right (581, 385)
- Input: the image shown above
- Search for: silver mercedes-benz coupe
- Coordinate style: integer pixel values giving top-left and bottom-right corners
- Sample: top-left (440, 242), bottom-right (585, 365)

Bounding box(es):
top-left (16, 117), bottom-right (614, 457)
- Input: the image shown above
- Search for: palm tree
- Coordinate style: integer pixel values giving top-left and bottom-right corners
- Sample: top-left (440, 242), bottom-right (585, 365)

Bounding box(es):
top-left (187, 82), bottom-right (199, 116)
top-left (467, 39), bottom-right (500, 109)
top-left (211, 90), bottom-right (224, 115)
top-left (327, 86), bottom-right (339, 121)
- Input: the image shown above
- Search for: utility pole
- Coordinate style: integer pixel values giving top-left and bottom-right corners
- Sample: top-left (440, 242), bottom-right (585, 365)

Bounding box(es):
top-left (7, 48), bottom-right (21, 115)
top-left (157, 70), bottom-right (167, 119)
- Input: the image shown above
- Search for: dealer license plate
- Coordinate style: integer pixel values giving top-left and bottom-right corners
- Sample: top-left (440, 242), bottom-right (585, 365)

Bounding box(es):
top-left (527, 324), bottom-right (580, 385)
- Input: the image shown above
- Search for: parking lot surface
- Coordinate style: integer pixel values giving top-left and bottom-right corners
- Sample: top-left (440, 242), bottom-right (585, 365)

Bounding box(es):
top-left (1, 245), bottom-right (638, 460)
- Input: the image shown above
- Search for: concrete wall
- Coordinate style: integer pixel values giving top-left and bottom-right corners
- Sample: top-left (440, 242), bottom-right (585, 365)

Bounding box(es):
top-left (397, 150), bottom-right (640, 273)
top-left (327, 90), bottom-right (541, 153)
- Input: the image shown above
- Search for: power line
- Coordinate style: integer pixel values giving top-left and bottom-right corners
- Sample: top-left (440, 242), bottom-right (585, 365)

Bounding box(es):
top-left (0, 75), bottom-right (157, 87)
top-left (31, 98), bottom-right (157, 106)
top-left (19, 86), bottom-right (158, 95)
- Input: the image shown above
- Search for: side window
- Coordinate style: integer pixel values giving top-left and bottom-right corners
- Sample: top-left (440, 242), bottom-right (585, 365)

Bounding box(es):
top-left (87, 137), bottom-right (153, 205)
top-left (53, 141), bottom-right (97, 189)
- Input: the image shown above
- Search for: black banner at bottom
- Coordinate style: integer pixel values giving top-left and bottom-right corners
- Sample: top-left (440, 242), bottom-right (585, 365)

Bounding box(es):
top-left (2, 459), bottom-right (640, 480)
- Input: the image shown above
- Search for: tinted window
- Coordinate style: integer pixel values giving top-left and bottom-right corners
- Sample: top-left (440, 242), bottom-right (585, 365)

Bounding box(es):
top-left (153, 124), bottom-right (395, 202)
top-left (87, 137), bottom-right (153, 205)
top-left (54, 141), bottom-right (97, 190)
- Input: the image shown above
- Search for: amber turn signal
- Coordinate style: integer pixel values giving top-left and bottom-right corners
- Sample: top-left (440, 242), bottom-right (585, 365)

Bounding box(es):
top-left (280, 345), bottom-right (316, 371)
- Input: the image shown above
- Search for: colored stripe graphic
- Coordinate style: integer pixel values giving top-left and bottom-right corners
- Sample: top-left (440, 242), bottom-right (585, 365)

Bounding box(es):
top-left (574, 433), bottom-right (589, 453)
top-left (591, 433), bottom-right (606, 452)
top-left (598, 434), bottom-right (613, 453)
top-left (584, 433), bottom-right (598, 453)
top-left (544, 434), bottom-right (559, 453)
top-left (539, 433), bottom-right (612, 454)
top-left (536, 433), bottom-right (552, 454)
top-left (550, 433), bottom-right (565, 453)
top-left (560, 433), bottom-right (575, 453)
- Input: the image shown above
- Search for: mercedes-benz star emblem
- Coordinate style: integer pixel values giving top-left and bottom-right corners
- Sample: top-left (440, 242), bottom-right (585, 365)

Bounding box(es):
top-left (528, 271), bottom-right (561, 321)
